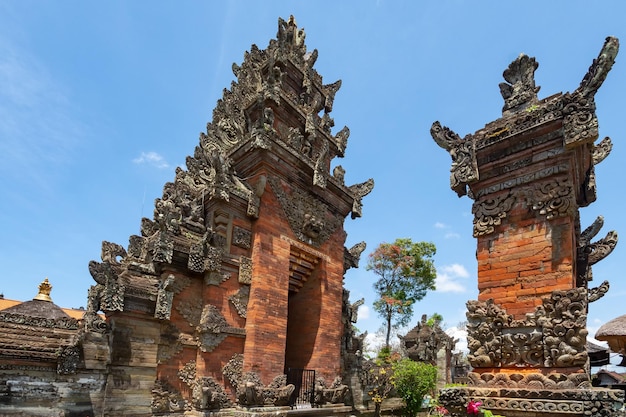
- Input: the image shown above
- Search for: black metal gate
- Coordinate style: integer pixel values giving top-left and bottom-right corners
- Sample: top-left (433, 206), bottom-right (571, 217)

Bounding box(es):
top-left (286, 368), bottom-right (315, 408)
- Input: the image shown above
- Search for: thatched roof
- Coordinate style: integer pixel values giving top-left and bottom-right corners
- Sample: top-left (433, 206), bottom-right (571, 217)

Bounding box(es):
top-left (596, 314), bottom-right (626, 353)
top-left (596, 315), bottom-right (626, 338)
top-left (2, 299), bottom-right (71, 319)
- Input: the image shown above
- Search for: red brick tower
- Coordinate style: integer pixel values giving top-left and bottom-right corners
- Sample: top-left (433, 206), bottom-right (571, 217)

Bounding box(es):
top-left (432, 38), bottom-right (622, 416)
top-left (83, 16), bottom-right (372, 415)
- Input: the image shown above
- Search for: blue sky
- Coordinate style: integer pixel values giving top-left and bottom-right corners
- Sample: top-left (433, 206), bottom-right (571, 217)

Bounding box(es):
top-left (1, 1), bottom-right (626, 355)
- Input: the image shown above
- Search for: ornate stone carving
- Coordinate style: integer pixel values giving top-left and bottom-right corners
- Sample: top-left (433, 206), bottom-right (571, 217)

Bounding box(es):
top-left (205, 271), bottom-right (230, 286)
top-left (333, 165), bottom-right (345, 184)
top-left (222, 353), bottom-right (243, 390)
top-left (348, 178), bottom-right (375, 219)
top-left (525, 178), bottom-right (575, 220)
top-left (57, 343), bottom-right (81, 375)
top-left (472, 191), bottom-right (516, 237)
top-left (314, 377), bottom-right (349, 406)
top-left (238, 256), bottom-right (252, 284)
top-left (401, 314), bottom-right (456, 365)
top-left (155, 274), bottom-right (175, 320)
top-left (228, 286), bottom-right (249, 318)
top-left (466, 288), bottom-right (588, 370)
top-left (236, 372), bottom-right (295, 407)
top-left (268, 175), bottom-right (342, 246)
top-left (589, 280), bottom-right (610, 303)
top-left (151, 379), bottom-right (186, 413)
top-left (191, 376), bottom-right (232, 410)
top-left (430, 121), bottom-right (478, 197)
top-left (344, 241), bottom-right (366, 272)
top-left (205, 246), bottom-right (223, 271)
top-left (313, 140), bottom-right (329, 188)
top-left (586, 230), bottom-right (618, 265)
top-left (153, 230), bottom-right (174, 264)
top-left (176, 295), bottom-right (203, 327)
top-left (196, 304), bottom-right (229, 352)
top-left (440, 385), bottom-right (623, 417)
top-left (593, 136), bottom-right (612, 164)
top-left (499, 53), bottom-right (540, 114)
top-left (577, 36), bottom-right (619, 99)
top-left (232, 226), bottom-right (252, 249)
top-left (178, 360), bottom-right (197, 386)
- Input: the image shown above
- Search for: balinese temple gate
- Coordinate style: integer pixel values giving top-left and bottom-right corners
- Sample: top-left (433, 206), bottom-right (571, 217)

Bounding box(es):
top-left (431, 37), bottom-right (623, 416)
top-left (82, 16), bottom-right (372, 416)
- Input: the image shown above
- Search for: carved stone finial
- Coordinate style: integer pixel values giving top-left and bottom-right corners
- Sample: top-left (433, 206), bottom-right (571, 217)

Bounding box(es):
top-left (577, 36), bottom-right (619, 98)
top-left (499, 53), bottom-right (540, 114)
top-left (33, 278), bottom-right (53, 302)
top-left (430, 121), bottom-right (478, 197)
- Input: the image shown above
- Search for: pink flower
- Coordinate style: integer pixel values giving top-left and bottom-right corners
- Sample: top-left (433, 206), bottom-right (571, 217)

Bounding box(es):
top-left (466, 400), bottom-right (482, 415)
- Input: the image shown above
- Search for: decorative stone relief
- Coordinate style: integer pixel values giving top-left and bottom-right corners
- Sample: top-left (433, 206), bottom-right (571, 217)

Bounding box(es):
top-left (344, 241), bottom-right (366, 272)
top-left (499, 53), bottom-right (540, 114)
top-left (576, 36), bottom-right (619, 99)
top-left (238, 256), bottom-right (252, 284)
top-left (333, 165), bottom-right (345, 184)
top-left (268, 175), bottom-right (343, 246)
top-left (313, 140), bottom-right (329, 188)
top-left (430, 121), bottom-right (478, 197)
top-left (236, 371), bottom-right (295, 407)
top-left (205, 246), bottom-right (223, 271)
top-left (178, 360), bottom-right (197, 386)
top-left (176, 295), bottom-right (203, 328)
top-left (228, 286), bottom-right (250, 318)
top-left (196, 304), bottom-right (229, 352)
top-left (586, 230), bottom-right (618, 265)
top-left (222, 353), bottom-right (243, 390)
top-left (439, 385), bottom-right (623, 417)
top-left (466, 288), bottom-right (588, 370)
top-left (151, 379), bottom-right (186, 413)
top-left (472, 191), bottom-right (516, 237)
top-left (191, 376), bottom-right (232, 410)
top-left (314, 377), bottom-right (349, 406)
top-left (334, 126), bottom-right (349, 157)
top-left (205, 271), bottom-right (230, 286)
top-left (348, 178), bottom-right (375, 219)
top-left (524, 178), bottom-right (575, 220)
top-left (232, 226), bottom-right (252, 249)
top-left (155, 274), bottom-right (175, 320)
top-left (57, 343), bottom-right (81, 375)
top-left (593, 136), bottom-right (613, 164)
top-left (589, 280), bottom-right (610, 303)
top-left (153, 230), bottom-right (174, 264)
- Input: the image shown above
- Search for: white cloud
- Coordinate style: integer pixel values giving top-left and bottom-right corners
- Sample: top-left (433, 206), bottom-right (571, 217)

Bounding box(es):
top-left (446, 326), bottom-right (468, 353)
top-left (133, 151), bottom-right (170, 169)
top-left (434, 222), bottom-right (460, 239)
top-left (357, 304), bottom-right (370, 320)
top-left (436, 263), bottom-right (470, 293)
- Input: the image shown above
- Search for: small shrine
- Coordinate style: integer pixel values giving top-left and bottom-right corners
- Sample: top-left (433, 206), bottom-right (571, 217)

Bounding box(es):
top-left (401, 314), bottom-right (456, 389)
top-left (431, 37), bottom-right (623, 416)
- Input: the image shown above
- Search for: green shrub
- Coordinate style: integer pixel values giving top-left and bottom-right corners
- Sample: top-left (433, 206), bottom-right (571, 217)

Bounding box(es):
top-left (391, 359), bottom-right (437, 417)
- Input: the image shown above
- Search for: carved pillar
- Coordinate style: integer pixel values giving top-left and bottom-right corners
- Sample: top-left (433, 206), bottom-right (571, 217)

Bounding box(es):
top-left (431, 37), bottom-right (622, 416)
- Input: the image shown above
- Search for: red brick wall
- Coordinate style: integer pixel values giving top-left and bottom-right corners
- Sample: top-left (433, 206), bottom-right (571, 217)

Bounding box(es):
top-left (477, 204), bottom-right (576, 319)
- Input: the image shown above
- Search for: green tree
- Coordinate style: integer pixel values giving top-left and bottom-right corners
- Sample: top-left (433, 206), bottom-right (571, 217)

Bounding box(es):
top-left (367, 238), bottom-right (436, 349)
top-left (391, 358), bottom-right (438, 416)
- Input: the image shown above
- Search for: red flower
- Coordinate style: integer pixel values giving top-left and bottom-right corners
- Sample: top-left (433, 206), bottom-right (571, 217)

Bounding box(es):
top-left (466, 400), bottom-right (482, 415)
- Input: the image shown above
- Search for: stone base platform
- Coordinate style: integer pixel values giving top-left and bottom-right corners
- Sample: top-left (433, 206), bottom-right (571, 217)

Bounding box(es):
top-left (162, 405), bottom-right (354, 417)
top-left (439, 386), bottom-right (624, 417)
